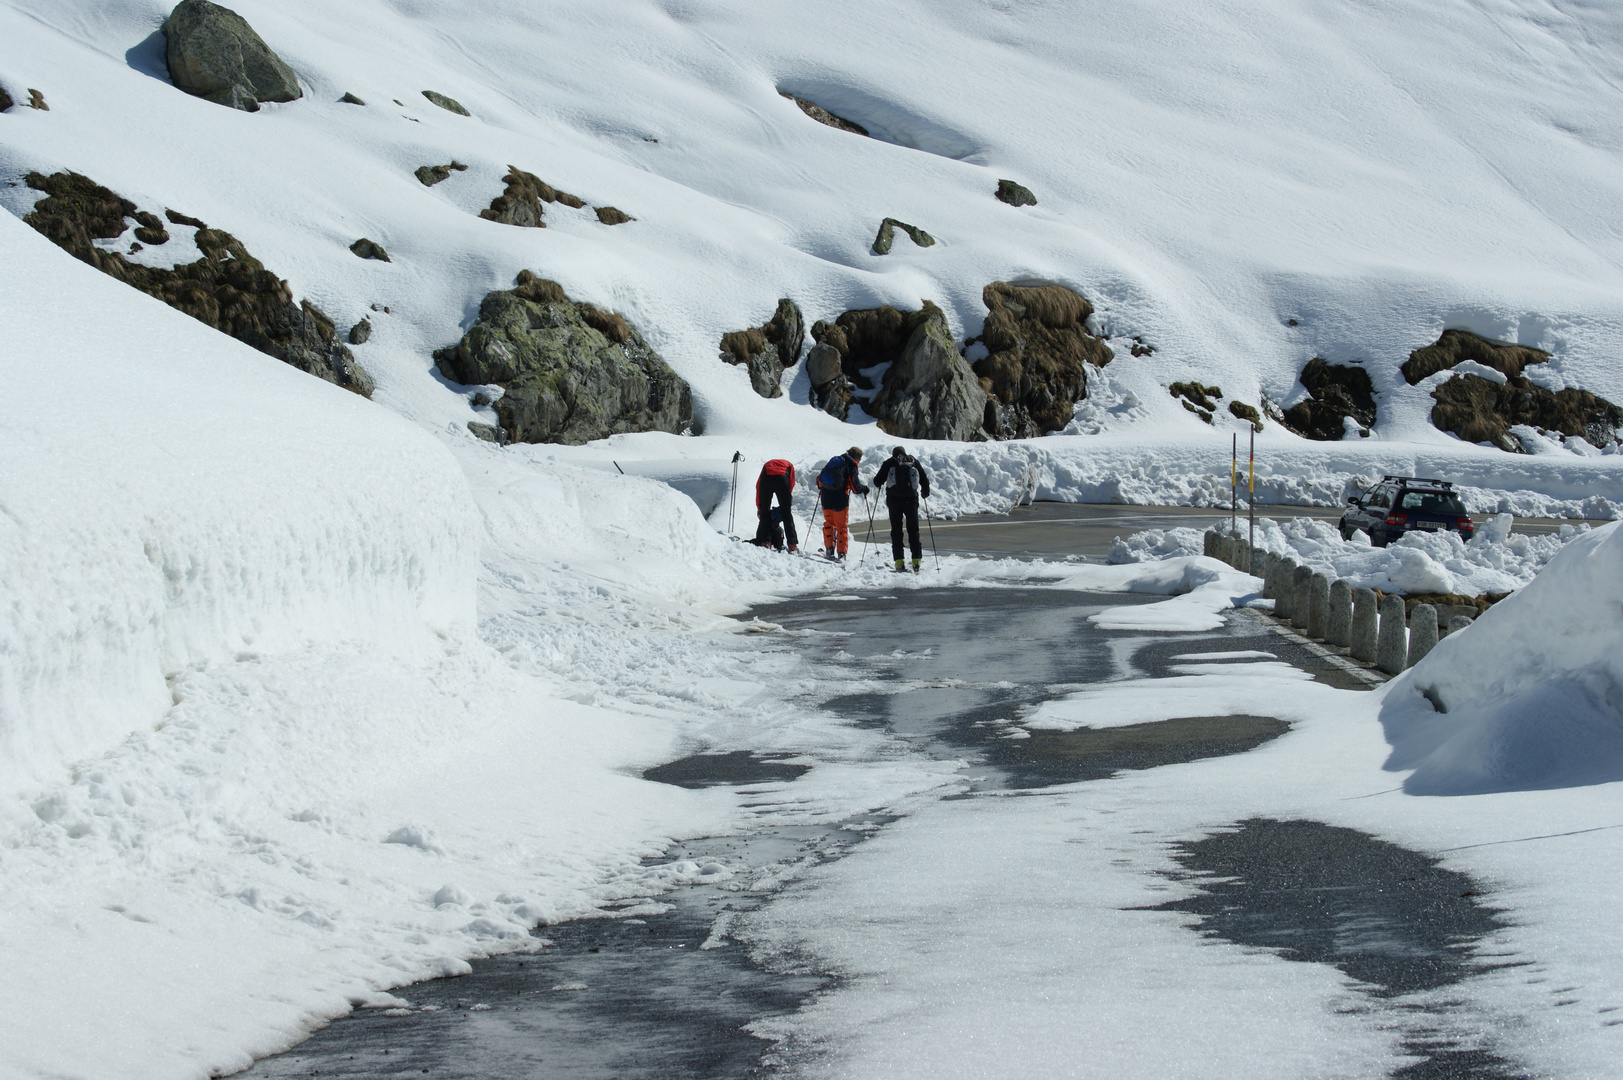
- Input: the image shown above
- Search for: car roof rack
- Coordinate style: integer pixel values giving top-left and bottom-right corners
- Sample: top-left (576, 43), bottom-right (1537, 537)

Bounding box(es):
top-left (1381, 475), bottom-right (1453, 489)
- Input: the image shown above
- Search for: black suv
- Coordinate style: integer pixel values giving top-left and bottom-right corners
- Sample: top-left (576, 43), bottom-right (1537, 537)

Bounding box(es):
top-left (1340, 476), bottom-right (1474, 545)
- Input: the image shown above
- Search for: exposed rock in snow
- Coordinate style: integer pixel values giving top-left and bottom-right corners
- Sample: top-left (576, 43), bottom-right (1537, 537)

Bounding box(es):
top-left (869, 304), bottom-right (990, 442)
top-left (779, 91), bottom-right (869, 136)
top-left (1282, 357), bottom-right (1375, 441)
top-left (594, 205), bottom-right (633, 225)
top-left (421, 89), bottom-right (470, 116)
top-left (478, 166), bottom-right (584, 227)
top-left (433, 270), bottom-right (692, 444)
top-left (718, 298), bottom-right (804, 399)
top-left (414, 160), bottom-right (467, 187)
top-left (871, 216), bottom-right (935, 255)
top-left (348, 317), bottom-right (371, 345)
top-left (348, 237), bottom-right (389, 261)
top-left (22, 170), bottom-right (372, 396)
top-left (162, 0), bottom-right (302, 112)
top-left (1169, 380), bottom-right (1222, 424)
top-left (1403, 328), bottom-right (1549, 384)
top-left (806, 341), bottom-right (854, 419)
top-left (995, 179), bottom-right (1037, 206)
top-left (1430, 372), bottom-right (1623, 454)
top-left (972, 282), bottom-right (1111, 438)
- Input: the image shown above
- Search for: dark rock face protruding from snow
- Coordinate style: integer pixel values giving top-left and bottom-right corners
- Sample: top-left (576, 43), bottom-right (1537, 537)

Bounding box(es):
top-left (23, 170), bottom-right (372, 396)
top-left (719, 299), bottom-right (804, 399)
top-left (1403, 328), bottom-right (1548, 385)
top-left (349, 238), bottom-right (389, 261)
top-left (872, 217), bottom-right (935, 255)
top-left (415, 161), bottom-right (467, 187)
top-left (1281, 358), bottom-right (1375, 440)
top-left (779, 92), bottom-right (868, 136)
top-left (480, 167), bottom-right (585, 228)
top-left (434, 271), bottom-right (692, 445)
top-left (340, 92), bottom-right (365, 106)
top-left (1405, 329), bottom-right (1623, 452)
top-left (0, 86), bottom-right (12, 112)
top-left (805, 341), bottom-right (854, 419)
top-left (594, 206), bottom-right (634, 225)
top-left (813, 303), bottom-right (989, 441)
top-left (421, 90), bottom-right (469, 116)
top-left (348, 318), bottom-right (371, 345)
top-left (969, 282), bottom-right (1112, 438)
top-left (996, 179), bottom-right (1037, 207)
top-left (162, 0), bottom-right (302, 112)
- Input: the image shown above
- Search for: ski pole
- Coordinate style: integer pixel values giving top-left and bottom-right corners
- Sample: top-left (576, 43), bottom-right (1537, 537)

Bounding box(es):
top-left (860, 493), bottom-right (877, 565)
top-left (728, 451), bottom-right (742, 534)
top-left (924, 496), bottom-right (941, 572)
top-left (808, 502), bottom-right (822, 555)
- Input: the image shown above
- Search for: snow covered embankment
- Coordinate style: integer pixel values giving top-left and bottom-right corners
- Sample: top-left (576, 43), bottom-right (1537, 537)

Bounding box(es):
top-left (1381, 521), bottom-right (1623, 795)
top-left (0, 214), bottom-right (478, 800)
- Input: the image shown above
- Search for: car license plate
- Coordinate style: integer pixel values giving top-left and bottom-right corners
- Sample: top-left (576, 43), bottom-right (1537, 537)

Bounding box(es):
top-left (1415, 520), bottom-right (1440, 529)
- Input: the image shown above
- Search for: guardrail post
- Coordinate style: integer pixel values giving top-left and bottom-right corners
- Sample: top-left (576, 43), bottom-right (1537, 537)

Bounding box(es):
top-left (1275, 559), bottom-right (1297, 621)
top-left (1407, 604), bottom-right (1439, 668)
top-left (1327, 580), bottom-right (1352, 648)
top-left (1307, 573), bottom-right (1330, 639)
top-left (1291, 565), bottom-right (1313, 630)
top-left (1377, 594), bottom-right (1407, 675)
top-left (1351, 588), bottom-right (1378, 663)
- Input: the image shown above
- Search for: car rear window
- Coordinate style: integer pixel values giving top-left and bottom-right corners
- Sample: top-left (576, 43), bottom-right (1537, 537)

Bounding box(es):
top-left (1399, 490), bottom-right (1465, 514)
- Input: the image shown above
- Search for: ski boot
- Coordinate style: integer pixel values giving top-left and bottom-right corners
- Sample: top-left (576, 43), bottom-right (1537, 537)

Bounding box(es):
top-left (825, 546), bottom-right (836, 559)
top-left (911, 557), bottom-right (923, 573)
top-left (894, 558), bottom-right (905, 572)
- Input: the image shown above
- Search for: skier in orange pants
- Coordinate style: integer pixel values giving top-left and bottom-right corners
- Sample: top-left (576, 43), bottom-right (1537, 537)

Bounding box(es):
top-left (815, 447), bottom-right (869, 560)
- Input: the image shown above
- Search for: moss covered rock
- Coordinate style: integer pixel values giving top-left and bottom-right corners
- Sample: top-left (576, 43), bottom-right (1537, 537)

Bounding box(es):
top-left (434, 271), bottom-right (692, 445)
top-left (969, 282), bottom-right (1112, 438)
top-left (162, 0), bottom-right (301, 112)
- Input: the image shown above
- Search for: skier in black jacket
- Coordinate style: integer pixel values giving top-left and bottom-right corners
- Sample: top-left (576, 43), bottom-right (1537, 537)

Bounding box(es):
top-left (872, 446), bottom-right (930, 572)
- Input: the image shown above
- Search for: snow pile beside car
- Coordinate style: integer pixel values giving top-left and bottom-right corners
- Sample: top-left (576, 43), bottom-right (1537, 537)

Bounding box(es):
top-left (1250, 515), bottom-right (1581, 596)
top-left (1380, 522), bottom-right (1623, 795)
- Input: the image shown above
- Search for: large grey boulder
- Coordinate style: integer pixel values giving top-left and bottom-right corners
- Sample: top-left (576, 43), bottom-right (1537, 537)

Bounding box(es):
top-left (806, 342), bottom-right (853, 419)
top-left (163, 0), bottom-right (302, 112)
top-left (868, 307), bottom-right (991, 442)
top-left (434, 271), bottom-right (692, 445)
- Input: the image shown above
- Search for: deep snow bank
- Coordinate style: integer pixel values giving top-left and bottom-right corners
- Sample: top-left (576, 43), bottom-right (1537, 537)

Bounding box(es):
top-left (1381, 521), bottom-right (1623, 794)
top-left (0, 213), bottom-right (477, 799)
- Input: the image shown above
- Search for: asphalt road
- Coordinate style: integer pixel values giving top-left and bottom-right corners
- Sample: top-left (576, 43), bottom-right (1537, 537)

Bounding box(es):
top-left (888, 501), bottom-right (1603, 562)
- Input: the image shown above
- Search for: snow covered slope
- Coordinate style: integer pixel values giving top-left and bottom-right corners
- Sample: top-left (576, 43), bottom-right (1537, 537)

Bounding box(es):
top-left (3, 0), bottom-right (1623, 514)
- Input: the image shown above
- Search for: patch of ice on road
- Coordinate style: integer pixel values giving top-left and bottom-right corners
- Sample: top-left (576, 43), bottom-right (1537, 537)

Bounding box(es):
top-left (1171, 651), bottom-right (1278, 661)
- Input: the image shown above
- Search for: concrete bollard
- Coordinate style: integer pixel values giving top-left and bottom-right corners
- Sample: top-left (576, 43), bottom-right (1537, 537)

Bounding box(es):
top-left (1327, 579), bottom-right (1353, 648)
top-left (1275, 560), bottom-right (1298, 621)
top-left (1204, 530), bottom-right (1217, 559)
top-left (1291, 566), bottom-right (1314, 630)
top-left (1306, 573), bottom-right (1330, 639)
top-left (1237, 541), bottom-right (1251, 575)
top-left (1407, 604), bottom-right (1439, 668)
top-left (1351, 588), bottom-right (1378, 663)
top-left (1377, 594), bottom-right (1408, 675)
top-left (1444, 614), bottom-right (1473, 638)
top-left (1260, 553), bottom-right (1276, 599)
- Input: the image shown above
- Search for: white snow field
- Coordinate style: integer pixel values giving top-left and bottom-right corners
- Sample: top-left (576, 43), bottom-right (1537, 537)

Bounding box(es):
top-left (4, 0), bottom-right (1623, 1077)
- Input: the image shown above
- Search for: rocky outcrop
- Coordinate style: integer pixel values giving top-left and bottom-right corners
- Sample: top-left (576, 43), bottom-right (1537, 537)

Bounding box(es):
top-left (1402, 328), bottom-right (1548, 385)
top-left (415, 161), bottom-right (467, 187)
top-left (28, 89), bottom-right (48, 110)
top-left (1281, 358), bottom-right (1375, 440)
top-left (421, 90), bottom-right (469, 116)
top-left (870, 308), bottom-right (990, 441)
top-left (594, 206), bottom-right (634, 225)
top-left (872, 217), bottom-right (935, 255)
top-left (0, 87), bottom-right (11, 112)
top-left (1431, 373), bottom-right (1623, 452)
top-left (1170, 381), bottom-right (1221, 424)
top-left (805, 342), bottom-right (854, 419)
top-left (162, 0), bottom-right (301, 112)
top-left (340, 92), bottom-right (365, 106)
top-left (1228, 401), bottom-right (1263, 432)
top-left (349, 238), bottom-right (389, 261)
top-left (718, 299), bottom-right (804, 399)
top-left (433, 271), bottom-right (692, 445)
top-left (348, 318), bottom-right (371, 345)
top-left (812, 302), bottom-right (988, 441)
top-left (1406, 328), bottom-right (1621, 450)
top-left (780, 92), bottom-right (868, 136)
top-left (23, 170), bottom-right (372, 396)
top-left (996, 180), bottom-right (1036, 207)
top-left (479, 167), bottom-right (585, 228)
top-left (968, 283), bottom-right (1112, 438)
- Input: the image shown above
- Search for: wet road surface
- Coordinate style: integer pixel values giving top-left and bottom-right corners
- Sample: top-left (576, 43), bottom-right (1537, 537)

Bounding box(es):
top-left (247, 576), bottom-right (1520, 1078)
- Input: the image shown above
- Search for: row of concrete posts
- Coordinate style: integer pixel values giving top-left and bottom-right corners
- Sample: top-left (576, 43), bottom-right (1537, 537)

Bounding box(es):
top-left (1204, 529), bottom-right (1475, 676)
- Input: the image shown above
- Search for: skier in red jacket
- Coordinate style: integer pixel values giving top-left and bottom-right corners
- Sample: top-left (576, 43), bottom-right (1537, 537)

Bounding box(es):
top-left (754, 458), bottom-right (799, 551)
